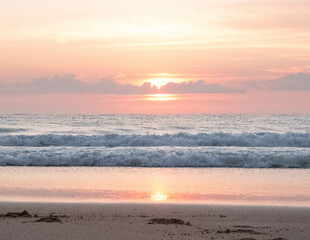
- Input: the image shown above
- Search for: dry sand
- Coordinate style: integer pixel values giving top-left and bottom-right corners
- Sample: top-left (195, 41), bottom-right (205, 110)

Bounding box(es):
top-left (0, 202), bottom-right (309, 240)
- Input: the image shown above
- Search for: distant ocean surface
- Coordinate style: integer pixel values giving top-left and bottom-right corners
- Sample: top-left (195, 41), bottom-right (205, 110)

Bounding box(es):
top-left (0, 114), bottom-right (309, 168)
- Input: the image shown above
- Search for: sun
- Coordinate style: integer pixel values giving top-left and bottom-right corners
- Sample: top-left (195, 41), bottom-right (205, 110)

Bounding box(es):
top-left (147, 77), bottom-right (174, 89)
top-left (144, 74), bottom-right (184, 89)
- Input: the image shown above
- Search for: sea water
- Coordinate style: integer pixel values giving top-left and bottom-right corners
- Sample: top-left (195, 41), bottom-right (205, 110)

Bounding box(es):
top-left (0, 114), bottom-right (309, 168)
top-left (0, 114), bottom-right (309, 205)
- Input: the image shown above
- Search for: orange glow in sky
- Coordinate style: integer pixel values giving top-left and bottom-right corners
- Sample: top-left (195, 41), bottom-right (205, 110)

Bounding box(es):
top-left (0, 0), bottom-right (310, 113)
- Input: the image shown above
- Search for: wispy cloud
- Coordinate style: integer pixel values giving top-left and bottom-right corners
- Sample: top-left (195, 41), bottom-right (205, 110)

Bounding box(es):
top-left (221, 0), bottom-right (310, 31)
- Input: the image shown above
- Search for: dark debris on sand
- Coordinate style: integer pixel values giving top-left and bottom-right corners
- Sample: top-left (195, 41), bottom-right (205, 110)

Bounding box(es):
top-left (237, 238), bottom-right (257, 240)
top-left (35, 215), bottom-right (61, 223)
top-left (148, 218), bottom-right (191, 226)
top-left (238, 238), bottom-right (256, 240)
top-left (1, 210), bottom-right (32, 218)
top-left (217, 228), bottom-right (267, 235)
top-left (267, 238), bottom-right (288, 240)
top-left (233, 225), bottom-right (254, 228)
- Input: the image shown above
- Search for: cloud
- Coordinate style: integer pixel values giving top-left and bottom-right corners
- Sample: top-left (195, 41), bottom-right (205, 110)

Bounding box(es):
top-left (159, 80), bottom-right (245, 94)
top-left (0, 74), bottom-right (244, 95)
top-left (270, 73), bottom-right (310, 91)
top-left (0, 74), bottom-right (157, 95)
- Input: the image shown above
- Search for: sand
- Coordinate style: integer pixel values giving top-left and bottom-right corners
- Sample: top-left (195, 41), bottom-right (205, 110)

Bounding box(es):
top-left (0, 202), bottom-right (309, 240)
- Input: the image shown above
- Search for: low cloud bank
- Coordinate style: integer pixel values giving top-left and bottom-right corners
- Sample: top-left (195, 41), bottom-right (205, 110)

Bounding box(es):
top-left (160, 80), bottom-right (245, 93)
top-left (0, 74), bottom-right (244, 95)
top-left (270, 72), bottom-right (310, 91)
top-left (1, 72), bottom-right (309, 95)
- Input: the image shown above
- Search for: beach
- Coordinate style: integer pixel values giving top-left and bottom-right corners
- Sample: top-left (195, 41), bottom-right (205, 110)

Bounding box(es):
top-left (1, 202), bottom-right (309, 240)
top-left (1, 166), bottom-right (309, 239)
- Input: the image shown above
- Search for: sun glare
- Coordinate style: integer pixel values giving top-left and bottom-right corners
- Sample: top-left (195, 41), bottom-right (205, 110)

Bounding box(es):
top-left (150, 192), bottom-right (168, 201)
top-left (145, 94), bottom-right (178, 101)
top-left (145, 75), bottom-right (184, 89)
top-left (147, 77), bottom-right (173, 89)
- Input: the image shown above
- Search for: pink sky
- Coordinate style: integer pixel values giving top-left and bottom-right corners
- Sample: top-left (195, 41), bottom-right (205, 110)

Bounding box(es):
top-left (1, 0), bottom-right (310, 113)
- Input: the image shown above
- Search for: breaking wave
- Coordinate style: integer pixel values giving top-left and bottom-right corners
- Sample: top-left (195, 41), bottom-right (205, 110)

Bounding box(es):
top-left (0, 146), bottom-right (309, 168)
top-left (0, 132), bottom-right (310, 147)
top-left (0, 128), bottom-right (27, 134)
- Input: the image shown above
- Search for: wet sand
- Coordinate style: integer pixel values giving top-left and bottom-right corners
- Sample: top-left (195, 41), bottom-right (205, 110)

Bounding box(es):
top-left (0, 202), bottom-right (309, 240)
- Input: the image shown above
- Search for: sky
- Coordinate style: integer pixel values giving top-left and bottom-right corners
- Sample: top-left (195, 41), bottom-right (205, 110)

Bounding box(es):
top-left (1, 0), bottom-right (310, 113)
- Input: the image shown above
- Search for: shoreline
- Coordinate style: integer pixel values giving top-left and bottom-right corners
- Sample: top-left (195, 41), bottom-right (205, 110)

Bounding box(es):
top-left (1, 202), bottom-right (309, 240)
top-left (1, 200), bottom-right (310, 208)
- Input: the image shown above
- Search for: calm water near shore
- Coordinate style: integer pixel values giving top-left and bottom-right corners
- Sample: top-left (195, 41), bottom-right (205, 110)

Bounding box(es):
top-left (0, 167), bottom-right (309, 207)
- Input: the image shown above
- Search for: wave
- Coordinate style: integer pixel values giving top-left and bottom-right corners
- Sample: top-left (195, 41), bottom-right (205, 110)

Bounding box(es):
top-left (0, 132), bottom-right (310, 147)
top-left (0, 146), bottom-right (309, 168)
top-left (0, 128), bottom-right (27, 134)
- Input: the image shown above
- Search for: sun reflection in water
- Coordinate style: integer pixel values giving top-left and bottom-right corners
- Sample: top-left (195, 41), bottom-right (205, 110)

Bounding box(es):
top-left (145, 94), bottom-right (179, 101)
top-left (150, 192), bottom-right (168, 201)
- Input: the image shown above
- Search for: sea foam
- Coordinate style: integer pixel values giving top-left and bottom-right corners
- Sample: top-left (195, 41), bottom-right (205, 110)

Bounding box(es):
top-left (0, 146), bottom-right (309, 168)
top-left (0, 132), bottom-right (309, 147)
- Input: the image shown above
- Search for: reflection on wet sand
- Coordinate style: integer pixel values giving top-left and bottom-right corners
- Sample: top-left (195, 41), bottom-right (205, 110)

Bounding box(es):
top-left (0, 167), bottom-right (309, 206)
top-left (150, 192), bottom-right (168, 201)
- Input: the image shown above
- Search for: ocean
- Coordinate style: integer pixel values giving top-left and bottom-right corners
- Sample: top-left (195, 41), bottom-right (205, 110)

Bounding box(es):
top-left (0, 114), bottom-right (309, 168)
top-left (0, 114), bottom-right (310, 205)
